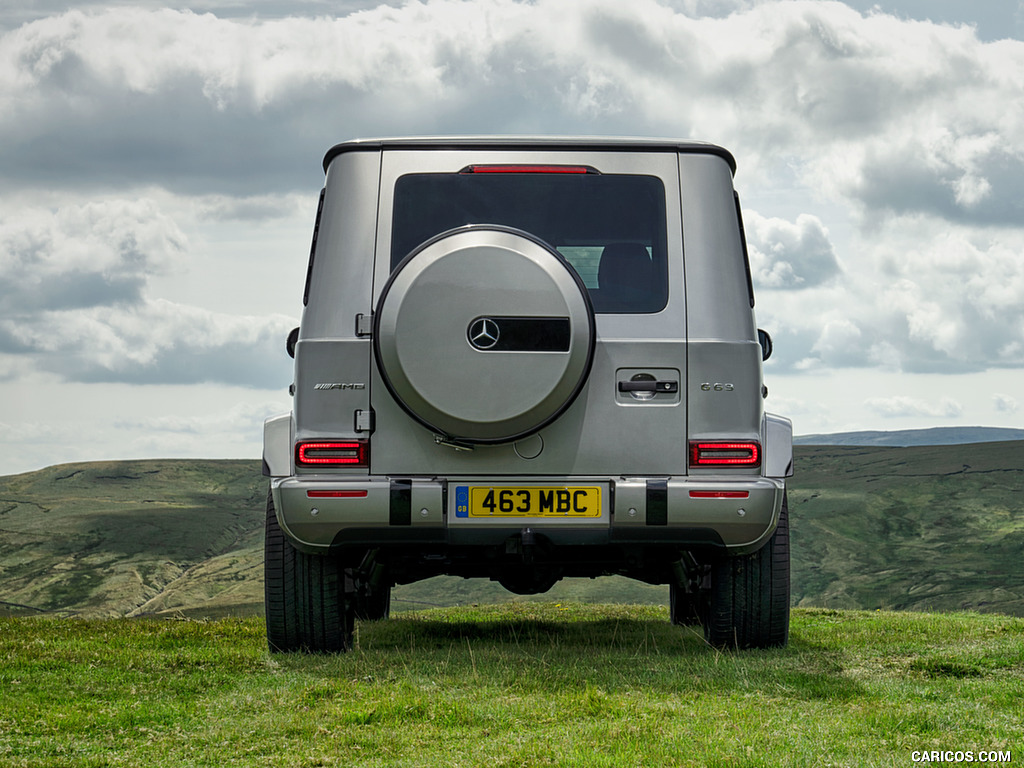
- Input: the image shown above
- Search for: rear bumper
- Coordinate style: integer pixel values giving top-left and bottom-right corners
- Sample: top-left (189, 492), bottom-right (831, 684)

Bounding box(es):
top-left (271, 474), bottom-right (785, 556)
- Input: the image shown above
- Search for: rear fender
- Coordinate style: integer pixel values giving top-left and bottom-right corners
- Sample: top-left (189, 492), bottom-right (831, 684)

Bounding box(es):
top-left (263, 413), bottom-right (293, 477)
top-left (762, 413), bottom-right (793, 478)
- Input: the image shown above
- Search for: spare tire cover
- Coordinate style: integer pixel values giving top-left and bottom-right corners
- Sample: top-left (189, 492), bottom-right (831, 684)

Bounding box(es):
top-left (374, 225), bottom-right (596, 444)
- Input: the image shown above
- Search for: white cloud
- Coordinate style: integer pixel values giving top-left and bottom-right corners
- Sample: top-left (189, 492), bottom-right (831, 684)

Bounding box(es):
top-left (747, 211), bottom-right (841, 289)
top-left (3, 298), bottom-right (293, 387)
top-left (1, 0), bottom-right (1022, 209)
top-left (864, 395), bottom-right (964, 418)
top-left (994, 393), bottom-right (1019, 413)
top-left (832, 128), bottom-right (1024, 225)
top-left (0, 198), bottom-right (185, 313)
top-left (2, 2), bottom-right (1021, 380)
top-left (758, 217), bottom-right (1024, 375)
top-left (874, 227), bottom-right (1024, 370)
top-left (115, 400), bottom-right (283, 435)
top-left (810, 319), bottom-right (863, 360)
top-left (0, 374), bottom-right (291, 474)
top-left (194, 193), bottom-right (307, 222)
top-left (0, 196), bottom-right (295, 387)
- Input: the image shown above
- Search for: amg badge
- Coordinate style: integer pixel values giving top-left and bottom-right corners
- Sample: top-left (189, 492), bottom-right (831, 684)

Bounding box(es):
top-left (313, 382), bottom-right (366, 391)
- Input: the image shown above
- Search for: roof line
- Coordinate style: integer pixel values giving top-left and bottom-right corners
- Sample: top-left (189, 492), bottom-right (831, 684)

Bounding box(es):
top-left (322, 136), bottom-right (737, 175)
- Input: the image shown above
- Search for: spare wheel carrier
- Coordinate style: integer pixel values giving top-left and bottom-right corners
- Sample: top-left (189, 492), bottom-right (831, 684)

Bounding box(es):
top-left (372, 225), bottom-right (596, 444)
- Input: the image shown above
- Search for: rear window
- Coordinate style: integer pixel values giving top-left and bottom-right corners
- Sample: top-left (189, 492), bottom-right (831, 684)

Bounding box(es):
top-left (391, 171), bottom-right (669, 313)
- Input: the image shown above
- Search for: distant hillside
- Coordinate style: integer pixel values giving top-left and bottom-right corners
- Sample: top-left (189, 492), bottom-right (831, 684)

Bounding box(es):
top-left (791, 441), bottom-right (1024, 615)
top-left (0, 460), bottom-right (266, 619)
top-left (795, 426), bottom-right (1024, 446)
top-left (2, 445), bottom-right (1023, 617)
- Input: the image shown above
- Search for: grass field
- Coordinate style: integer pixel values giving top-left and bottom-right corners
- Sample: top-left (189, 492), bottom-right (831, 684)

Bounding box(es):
top-left (1, 605), bottom-right (1021, 767)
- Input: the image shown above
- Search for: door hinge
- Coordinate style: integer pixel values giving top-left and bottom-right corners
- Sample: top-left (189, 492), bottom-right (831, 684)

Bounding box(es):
top-left (354, 409), bottom-right (375, 434)
top-left (355, 313), bottom-right (373, 337)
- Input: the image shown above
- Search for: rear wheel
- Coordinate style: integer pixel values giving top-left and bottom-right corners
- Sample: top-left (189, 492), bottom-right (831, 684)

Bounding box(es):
top-left (703, 492), bottom-right (790, 649)
top-left (264, 490), bottom-right (355, 653)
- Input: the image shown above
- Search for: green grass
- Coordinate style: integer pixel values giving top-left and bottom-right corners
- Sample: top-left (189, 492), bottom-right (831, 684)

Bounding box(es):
top-left (1, 605), bottom-right (1021, 767)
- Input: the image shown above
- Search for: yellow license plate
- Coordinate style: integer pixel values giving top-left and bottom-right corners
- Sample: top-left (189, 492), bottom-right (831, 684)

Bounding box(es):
top-left (463, 486), bottom-right (601, 518)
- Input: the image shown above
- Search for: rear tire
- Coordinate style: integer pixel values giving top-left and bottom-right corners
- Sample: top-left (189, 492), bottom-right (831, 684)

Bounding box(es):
top-left (264, 490), bottom-right (355, 653)
top-left (703, 492), bottom-right (790, 649)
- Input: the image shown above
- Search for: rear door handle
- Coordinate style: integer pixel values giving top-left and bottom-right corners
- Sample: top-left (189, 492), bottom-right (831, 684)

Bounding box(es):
top-left (617, 380), bottom-right (678, 394)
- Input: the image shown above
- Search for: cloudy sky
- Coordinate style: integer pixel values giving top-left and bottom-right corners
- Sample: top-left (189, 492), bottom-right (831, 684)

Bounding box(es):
top-left (2, 0), bottom-right (1023, 473)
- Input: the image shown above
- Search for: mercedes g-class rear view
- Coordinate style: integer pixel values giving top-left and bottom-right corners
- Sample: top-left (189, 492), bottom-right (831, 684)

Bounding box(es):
top-left (262, 137), bottom-right (794, 652)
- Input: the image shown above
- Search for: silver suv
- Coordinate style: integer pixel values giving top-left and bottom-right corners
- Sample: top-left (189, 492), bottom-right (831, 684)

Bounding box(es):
top-left (262, 137), bottom-right (793, 652)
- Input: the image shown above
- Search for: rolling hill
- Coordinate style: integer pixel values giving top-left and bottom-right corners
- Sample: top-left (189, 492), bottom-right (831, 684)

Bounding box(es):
top-left (2, 442), bottom-right (1022, 617)
top-left (794, 426), bottom-right (1024, 446)
top-left (0, 460), bottom-right (266, 618)
top-left (791, 441), bottom-right (1024, 615)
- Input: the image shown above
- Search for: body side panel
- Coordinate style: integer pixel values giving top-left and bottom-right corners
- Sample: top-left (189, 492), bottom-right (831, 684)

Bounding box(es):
top-left (679, 153), bottom-right (765, 449)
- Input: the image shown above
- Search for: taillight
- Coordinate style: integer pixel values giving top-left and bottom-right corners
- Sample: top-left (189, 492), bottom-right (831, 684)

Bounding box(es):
top-left (689, 441), bottom-right (761, 468)
top-left (296, 441), bottom-right (368, 467)
top-left (460, 164), bottom-right (595, 174)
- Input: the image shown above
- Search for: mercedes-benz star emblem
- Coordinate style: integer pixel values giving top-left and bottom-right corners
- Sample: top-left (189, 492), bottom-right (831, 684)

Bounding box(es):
top-left (468, 317), bottom-right (500, 350)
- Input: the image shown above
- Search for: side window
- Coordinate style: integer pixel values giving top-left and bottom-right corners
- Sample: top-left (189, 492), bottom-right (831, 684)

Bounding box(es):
top-left (302, 188), bottom-right (326, 307)
top-left (390, 171), bottom-right (669, 313)
top-left (734, 191), bottom-right (755, 309)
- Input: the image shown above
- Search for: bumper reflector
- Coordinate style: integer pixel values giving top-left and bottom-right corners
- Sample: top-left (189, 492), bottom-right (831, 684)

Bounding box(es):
top-left (689, 490), bottom-right (750, 499)
top-left (306, 490), bottom-right (368, 498)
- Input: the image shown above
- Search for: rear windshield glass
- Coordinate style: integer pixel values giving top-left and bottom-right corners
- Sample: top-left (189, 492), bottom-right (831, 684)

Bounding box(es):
top-left (391, 172), bottom-right (669, 313)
